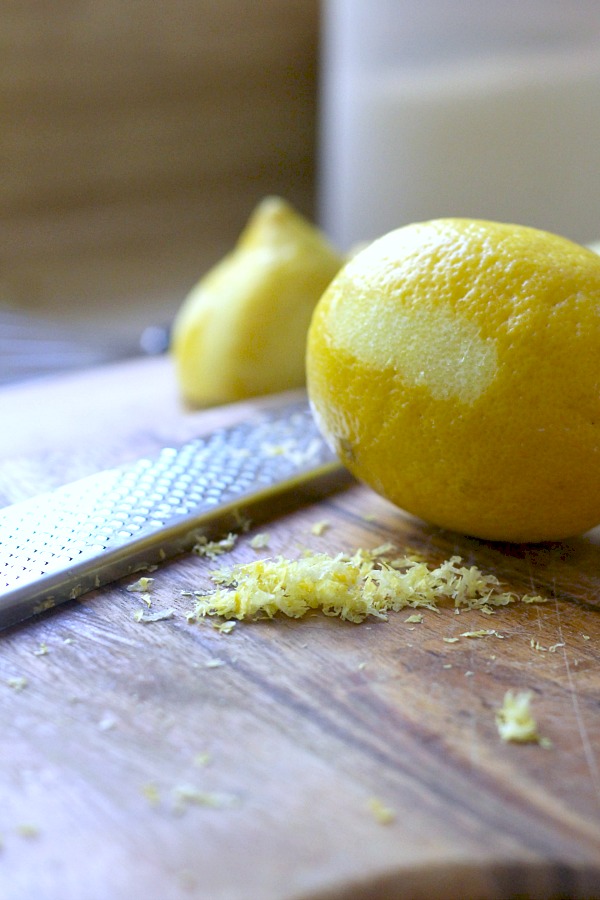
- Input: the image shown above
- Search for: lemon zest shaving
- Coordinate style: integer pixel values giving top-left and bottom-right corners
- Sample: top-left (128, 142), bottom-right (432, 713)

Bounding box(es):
top-left (134, 608), bottom-right (175, 623)
top-left (127, 577), bottom-right (155, 593)
top-left (495, 690), bottom-right (551, 746)
top-left (367, 796), bottom-right (396, 825)
top-left (311, 519), bottom-right (331, 536)
top-left (192, 549), bottom-right (547, 624)
top-left (249, 533), bottom-right (270, 550)
top-left (193, 533), bottom-right (238, 560)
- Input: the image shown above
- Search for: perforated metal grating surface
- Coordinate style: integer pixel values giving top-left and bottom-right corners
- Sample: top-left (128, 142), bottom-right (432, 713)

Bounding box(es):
top-left (0, 398), bottom-right (344, 629)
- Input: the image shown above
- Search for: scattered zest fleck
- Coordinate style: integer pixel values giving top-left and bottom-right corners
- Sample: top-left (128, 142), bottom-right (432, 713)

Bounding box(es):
top-left (367, 797), bottom-right (396, 825)
top-left (460, 629), bottom-right (501, 639)
top-left (141, 783), bottom-right (161, 807)
top-left (211, 619), bottom-right (236, 634)
top-left (33, 642), bottom-right (48, 656)
top-left (405, 613), bottom-right (424, 624)
top-left (98, 713), bottom-right (118, 731)
top-left (495, 690), bottom-right (551, 746)
top-left (193, 533), bottom-right (238, 559)
top-left (16, 824), bottom-right (39, 839)
top-left (249, 533), bottom-right (270, 550)
top-left (134, 608), bottom-right (175, 623)
top-left (172, 785), bottom-right (238, 814)
top-left (204, 658), bottom-right (226, 668)
top-left (311, 519), bottom-right (331, 536)
top-left (443, 637), bottom-right (459, 644)
top-left (530, 638), bottom-right (565, 653)
top-left (127, 577), bottom-right (155, 593)
top-left (193, 752), bottom-right (211, 767)
top-left (7, 676), bottom-right (28, 691)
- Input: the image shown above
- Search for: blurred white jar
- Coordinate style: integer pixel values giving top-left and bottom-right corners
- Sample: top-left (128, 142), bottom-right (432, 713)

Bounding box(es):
top-left (319, 0), bottom-right (600, 249)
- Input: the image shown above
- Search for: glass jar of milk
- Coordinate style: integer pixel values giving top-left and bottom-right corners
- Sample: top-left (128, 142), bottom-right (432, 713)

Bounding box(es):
top-left (319, 0), bottom-right (600, 249)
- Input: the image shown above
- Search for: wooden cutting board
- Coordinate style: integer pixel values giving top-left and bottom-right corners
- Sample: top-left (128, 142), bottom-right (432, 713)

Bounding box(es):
top-left (0, 356), bottom-right (599, 900)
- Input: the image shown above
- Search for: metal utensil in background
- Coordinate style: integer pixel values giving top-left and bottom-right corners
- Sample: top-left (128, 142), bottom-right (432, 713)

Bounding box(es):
top-left (0, 307), bottom-right (170, 386)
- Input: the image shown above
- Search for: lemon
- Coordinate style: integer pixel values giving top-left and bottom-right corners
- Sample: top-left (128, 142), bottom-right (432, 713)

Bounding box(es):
top-left (306, 218), bottom-right (600, 542)
top-left (172, 196), bottom-right (342, 406)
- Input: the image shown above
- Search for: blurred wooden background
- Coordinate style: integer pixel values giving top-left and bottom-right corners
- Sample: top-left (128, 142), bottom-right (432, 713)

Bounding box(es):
top-left (1, 1), bottom-right (321, 338)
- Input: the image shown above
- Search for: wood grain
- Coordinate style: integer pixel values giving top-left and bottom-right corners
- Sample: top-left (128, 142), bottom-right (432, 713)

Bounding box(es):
top-left (0, 357), bottom-right (599, 900)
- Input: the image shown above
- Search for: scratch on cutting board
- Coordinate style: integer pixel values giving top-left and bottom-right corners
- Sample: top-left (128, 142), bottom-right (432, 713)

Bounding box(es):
top-left (553, 599), bottom-right (600, 801)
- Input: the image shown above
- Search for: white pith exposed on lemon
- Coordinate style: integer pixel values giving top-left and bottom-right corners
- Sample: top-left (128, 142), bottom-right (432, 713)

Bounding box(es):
top-left (328, 289), bottom-right (497, 403)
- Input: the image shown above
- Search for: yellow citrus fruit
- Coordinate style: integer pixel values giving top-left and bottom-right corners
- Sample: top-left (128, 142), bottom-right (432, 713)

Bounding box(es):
top-left (306, 218), bottom-right (600, 542)
top-left (172, 197), bottom-right (342, 406)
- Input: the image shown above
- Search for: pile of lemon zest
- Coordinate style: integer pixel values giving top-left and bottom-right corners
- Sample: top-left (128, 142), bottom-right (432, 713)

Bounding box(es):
top-left (193, 533), bottom-right (238, 559)
top-left (191, 549), bottom-right (545, 624)
top-left (496, 690), bottom-right (550, 745)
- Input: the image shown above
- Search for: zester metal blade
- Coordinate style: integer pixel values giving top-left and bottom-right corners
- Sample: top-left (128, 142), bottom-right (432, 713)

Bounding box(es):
top-left (0, 397), bottom-right (349, 630)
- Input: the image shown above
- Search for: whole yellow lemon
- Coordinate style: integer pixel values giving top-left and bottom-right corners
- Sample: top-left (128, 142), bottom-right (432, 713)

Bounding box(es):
top-left (306, 218), bottom-right (600, 542)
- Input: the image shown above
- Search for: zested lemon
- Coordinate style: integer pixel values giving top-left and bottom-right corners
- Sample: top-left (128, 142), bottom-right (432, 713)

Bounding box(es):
top-left (306, 218), bottom-right (600, 542)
